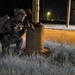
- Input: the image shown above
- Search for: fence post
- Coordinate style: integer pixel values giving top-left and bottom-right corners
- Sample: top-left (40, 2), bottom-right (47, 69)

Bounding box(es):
top-left (66, 0), bottom-right (71, 27)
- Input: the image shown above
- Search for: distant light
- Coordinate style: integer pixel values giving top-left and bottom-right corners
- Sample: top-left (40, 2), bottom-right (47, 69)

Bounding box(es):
top-left (51, 19), bottom-right (54, 21)
top-left (47, 12), bottom-right (51, 16)
top-left (47, 12), bottom-right (51, 20)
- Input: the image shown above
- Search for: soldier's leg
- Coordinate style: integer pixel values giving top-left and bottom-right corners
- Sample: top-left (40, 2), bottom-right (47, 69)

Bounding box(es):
top-left (7, 45), bottom-right (10, 55)
top-left (14, 38), bottom-right (23, 55)
top-left (2, 43), bottom-right (6, 55)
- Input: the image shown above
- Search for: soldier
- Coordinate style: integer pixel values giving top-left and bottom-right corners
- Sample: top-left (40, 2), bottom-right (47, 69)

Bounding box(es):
top-left (12, 8), bottom-right (27, 36)
top-left (0, 8), bottom-right (27, 55)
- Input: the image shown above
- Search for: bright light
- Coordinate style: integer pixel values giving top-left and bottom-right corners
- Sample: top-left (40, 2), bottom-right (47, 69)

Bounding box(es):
top-left (47, 12), bottom-right (50, 16)
top-left (47, 12), bottom-right (51, 20)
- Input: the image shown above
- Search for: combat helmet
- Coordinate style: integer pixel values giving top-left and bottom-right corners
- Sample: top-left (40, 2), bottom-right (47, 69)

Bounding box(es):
top-left (14, 8), bottom-right (27, 23)
top-left (14, 8), bottom-right (27, 17)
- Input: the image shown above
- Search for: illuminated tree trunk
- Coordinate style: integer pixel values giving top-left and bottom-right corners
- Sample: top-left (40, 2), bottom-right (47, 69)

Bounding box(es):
top-left (32, 0), bottom-right (40, 23)
top-left (26, 25), bottom-right (44, 55)
top-left (26, 0), bottom-right (44, 55)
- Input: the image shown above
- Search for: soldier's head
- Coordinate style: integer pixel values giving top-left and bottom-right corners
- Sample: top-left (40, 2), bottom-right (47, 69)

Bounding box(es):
top-left (14, 8), bottom-right (27, 22)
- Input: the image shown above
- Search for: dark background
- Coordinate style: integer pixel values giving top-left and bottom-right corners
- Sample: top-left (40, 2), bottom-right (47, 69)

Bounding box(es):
top-left (0, 0), bottom-right (73, 22)
top-left (0, 0), bottom-right (32, 16)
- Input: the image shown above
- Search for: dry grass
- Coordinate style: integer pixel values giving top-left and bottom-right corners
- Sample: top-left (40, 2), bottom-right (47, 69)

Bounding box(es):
top-left (44, 29), bottom-right (75, 44)
top-left (0, 41), bottom-right (75, 75)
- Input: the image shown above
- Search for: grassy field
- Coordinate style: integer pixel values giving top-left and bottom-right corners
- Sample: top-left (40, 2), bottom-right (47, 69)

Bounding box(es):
top-left (0, 28), bottom-right (75, 75)
top-left (0, 41), bottom-right (75, 75)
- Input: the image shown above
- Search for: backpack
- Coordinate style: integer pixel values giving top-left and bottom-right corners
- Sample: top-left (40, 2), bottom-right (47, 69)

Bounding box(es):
top-left (0, 15), bottom-right (9, 33)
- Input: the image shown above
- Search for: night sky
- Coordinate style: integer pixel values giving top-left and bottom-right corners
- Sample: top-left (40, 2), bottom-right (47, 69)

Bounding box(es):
top-left (0, 0), bottom-right (32, 16)
top-left (0, 0), bottom-right (68, 20)
top-left (40, 0), bottom-right (67, 20)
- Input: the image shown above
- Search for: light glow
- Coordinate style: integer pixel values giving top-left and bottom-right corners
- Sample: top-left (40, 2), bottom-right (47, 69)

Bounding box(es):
top-left (47, 12), bottom-right (51, 16)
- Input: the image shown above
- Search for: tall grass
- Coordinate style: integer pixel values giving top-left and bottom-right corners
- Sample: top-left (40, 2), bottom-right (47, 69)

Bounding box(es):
top-left (0, 40), bottom-right (75, 75)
